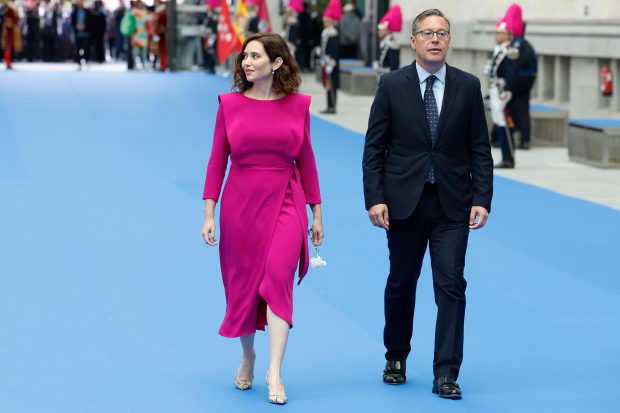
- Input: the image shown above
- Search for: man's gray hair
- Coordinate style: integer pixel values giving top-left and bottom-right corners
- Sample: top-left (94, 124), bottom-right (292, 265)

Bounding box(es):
top-left (411, 9), bottom-right (451, 35)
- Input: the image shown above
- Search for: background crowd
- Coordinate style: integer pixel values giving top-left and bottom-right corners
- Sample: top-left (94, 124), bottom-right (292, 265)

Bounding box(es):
top-left (0, 0), bottom-right (364, 72)
top-left (0, 0), bottom-right (170, 70)
top-left (1, 0), bottom-right (538, 161)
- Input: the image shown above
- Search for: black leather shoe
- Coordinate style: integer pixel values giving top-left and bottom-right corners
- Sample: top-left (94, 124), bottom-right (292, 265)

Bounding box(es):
top-left (320, 108), bottom-right (336, 114)
top-left (494, 160), bottom-right (515, 169)
top-left (432, 376), bottom-right (462, 399)
top-left (383, 360), bottom-right (406, 385)
top-left (518, 141), bottom-right (530, 150)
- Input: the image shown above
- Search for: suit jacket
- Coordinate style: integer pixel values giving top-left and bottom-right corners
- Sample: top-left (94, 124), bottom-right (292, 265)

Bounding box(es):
top-left (363, 62), bottom-right (493, 222)
top-left (70, 6), bottom-right (92, 35)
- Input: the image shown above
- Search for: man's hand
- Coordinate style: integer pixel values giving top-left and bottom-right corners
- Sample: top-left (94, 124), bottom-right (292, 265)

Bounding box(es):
top-left (369, 204), bottom-right (390, 230)
top-left (469, 206), bottom-right (489, 229)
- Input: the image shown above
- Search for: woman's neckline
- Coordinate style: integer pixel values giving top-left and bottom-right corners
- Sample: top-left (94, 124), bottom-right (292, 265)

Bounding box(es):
top-left (239, 92), bottom-right (292, 102)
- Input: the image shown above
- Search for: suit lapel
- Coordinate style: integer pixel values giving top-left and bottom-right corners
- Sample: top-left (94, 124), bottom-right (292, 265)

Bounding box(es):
top-left (404, 63), bottom-right (432, 144)
top-left (435, 64), bottom-right (459, 145)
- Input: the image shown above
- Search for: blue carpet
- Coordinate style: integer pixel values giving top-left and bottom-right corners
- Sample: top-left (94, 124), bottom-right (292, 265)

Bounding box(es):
top-left (0, 70), bottom-right (618, 413)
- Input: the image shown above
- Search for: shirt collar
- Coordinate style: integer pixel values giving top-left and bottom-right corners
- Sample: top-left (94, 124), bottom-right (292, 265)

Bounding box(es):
top-left (416, 63), bottom-right (446, 85)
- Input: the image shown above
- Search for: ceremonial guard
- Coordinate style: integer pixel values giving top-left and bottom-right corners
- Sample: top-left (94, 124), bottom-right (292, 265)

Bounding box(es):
top-left (283, 0), bottom-right (303, 60)
top-left (153, 0), bottom-right (168, 71)
top-left (377, 4), bottom-right (402, 73)
top-left (320, 0), bottom-right (341, 114)
top-left (1, 0), bottom-right (21, 70)
top-left (485, 8), bottom-right (520, 168)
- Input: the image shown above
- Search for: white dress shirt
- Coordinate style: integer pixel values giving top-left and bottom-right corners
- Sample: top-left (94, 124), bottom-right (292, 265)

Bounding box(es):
top-left (416, 63), bottom-right (446, 114)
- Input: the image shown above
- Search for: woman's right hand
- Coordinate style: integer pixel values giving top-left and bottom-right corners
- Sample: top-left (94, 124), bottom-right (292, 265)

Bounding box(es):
top-left (201, 217), bottom-right (217, 246)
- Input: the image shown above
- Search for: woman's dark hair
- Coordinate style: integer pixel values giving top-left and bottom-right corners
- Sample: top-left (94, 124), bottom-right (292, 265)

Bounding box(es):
top-left (232, 32), bottom-right (301, 95)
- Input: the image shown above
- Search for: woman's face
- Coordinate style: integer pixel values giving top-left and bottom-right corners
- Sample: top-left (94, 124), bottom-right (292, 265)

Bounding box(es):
top-left (242, 41), bottom-right (275, 83)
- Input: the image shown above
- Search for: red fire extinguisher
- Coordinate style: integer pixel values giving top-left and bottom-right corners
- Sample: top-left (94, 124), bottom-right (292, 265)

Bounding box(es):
top-left (601, 65), bottom-right (613, 96)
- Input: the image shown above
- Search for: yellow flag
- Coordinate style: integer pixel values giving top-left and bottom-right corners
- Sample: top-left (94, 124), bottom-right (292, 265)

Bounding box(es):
top-left (233, 0), bottom-right (249, 44)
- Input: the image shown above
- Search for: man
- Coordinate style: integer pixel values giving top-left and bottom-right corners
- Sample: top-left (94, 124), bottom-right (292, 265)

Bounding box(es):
top-left (71, 0), bottom-right (92, 70)
top-left (320, 0), bottom-right (341, 114)
top-left (363, 9), bottom-right (493, 400)
top-left (485, 15), bottom-right (520, 168)
top-left (502, 4), bottom-right (537, 150)
top-left (112, 1), bottom-right (127, 61)
top-left (282, 0), bottom-right (302, 60)
top-left (202, 0), bottom-right (218, 74)
top-left (377, 4), bottom-right (402, 73)
top-left (90, 0), bottom-right (107, 63)
top-left (339, 1), bottom-right (360, 59)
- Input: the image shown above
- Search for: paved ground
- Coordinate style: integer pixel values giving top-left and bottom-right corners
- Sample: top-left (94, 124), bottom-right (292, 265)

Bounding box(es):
top-left (300, 72), bottom-right (620, 211)
top-left (2, 70), bottom-right (617, 413)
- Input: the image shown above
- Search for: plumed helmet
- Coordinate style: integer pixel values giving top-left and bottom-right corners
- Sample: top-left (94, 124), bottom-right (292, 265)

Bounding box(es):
top-left (378, 4), bottom-right (403, 33)
top-left (496, 3), bottom-right (524, 38)
top-left (323, 0), bottom-right (342, 21)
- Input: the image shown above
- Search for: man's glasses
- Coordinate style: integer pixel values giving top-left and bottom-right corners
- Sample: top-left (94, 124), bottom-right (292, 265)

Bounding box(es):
top-left (414, 30), bottom-right (450, 41)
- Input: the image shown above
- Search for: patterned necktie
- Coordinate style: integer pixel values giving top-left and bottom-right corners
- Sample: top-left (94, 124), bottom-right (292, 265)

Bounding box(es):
top-left (424, 75), bottom-right (438, 184)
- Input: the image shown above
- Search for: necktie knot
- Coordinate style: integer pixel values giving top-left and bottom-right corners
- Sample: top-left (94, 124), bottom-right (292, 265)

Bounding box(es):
top-left (425, 75), bottom-right (437, 90)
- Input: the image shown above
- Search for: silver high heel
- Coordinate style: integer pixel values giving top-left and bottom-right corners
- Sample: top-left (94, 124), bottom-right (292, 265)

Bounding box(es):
top-left (233, 352), bottom-right (255, 390)
top-left (266, 371), bottom-right (287, 405)
top-left (233, 374), bottom-right (253, 390)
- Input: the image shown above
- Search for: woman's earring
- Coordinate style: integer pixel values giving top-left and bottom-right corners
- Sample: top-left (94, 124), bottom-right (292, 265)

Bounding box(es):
top-left (272, 69), bottom-right (276, 75)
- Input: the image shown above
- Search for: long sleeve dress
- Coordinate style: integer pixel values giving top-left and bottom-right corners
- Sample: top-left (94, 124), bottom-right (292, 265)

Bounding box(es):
top-left (203, 92), bottom-right (321, 338)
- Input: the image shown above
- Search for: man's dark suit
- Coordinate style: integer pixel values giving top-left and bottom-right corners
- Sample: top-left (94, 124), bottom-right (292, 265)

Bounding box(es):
top-left (363, 62), bottom-right (493, 379)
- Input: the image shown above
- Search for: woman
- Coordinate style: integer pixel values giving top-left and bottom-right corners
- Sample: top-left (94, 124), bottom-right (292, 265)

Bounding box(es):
top-left (201, 32), bottom-right (323, 405)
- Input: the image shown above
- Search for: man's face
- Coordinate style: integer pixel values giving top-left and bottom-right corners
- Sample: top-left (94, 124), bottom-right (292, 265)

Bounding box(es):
top-left (378, 26), bottom-right (390, 39)
top-left (410, 15), bottom-right (451, 69)
top-left (494, 30), bottom-right (511, 45)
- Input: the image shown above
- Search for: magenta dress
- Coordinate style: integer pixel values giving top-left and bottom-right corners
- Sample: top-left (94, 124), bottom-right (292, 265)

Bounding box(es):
top-left (203, 92), bottom-right (321, 338)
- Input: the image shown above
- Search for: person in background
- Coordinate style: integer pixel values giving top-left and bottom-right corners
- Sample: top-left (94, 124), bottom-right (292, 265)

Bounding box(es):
top-left (130, 0), bottom-right (148, 69)
top-left (246, 0), bottom-right (260, 35)
top-left (153, 0), bottom-right (167, 71)
top-left (282, 0), bottom-right (302, 62)
top-left (485, 10), bottom-right (520, 169)
top-left (504, 3), bottom-right (537, 150)
top-left (112, 1), bottom-right (127, 60)
top-left (24, 4), bottom-right (41, 62)
top-left (91, 0), bottom-right (108, 63)
top-left (339, 0), bottom-right (360, 59)
top-left (296, 0), bottom-right (311, 71)
top-left (202, 0), bottom-right (218, 73)
top-left (71, 0), bottom-right (92, 69)
top-left (59, 1), bottom-right (74, 60)
top-left (320, 0), bottom-right (340, 114)
top-left (377, 4), bottom-right (402, 72)
top-left (1, 0), bottom-right (21, 70)
top-left (41, 0), bottom-right (61, 62)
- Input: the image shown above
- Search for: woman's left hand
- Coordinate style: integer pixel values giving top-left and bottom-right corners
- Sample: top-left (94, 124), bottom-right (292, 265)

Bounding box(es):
top-left (311, 219), bottom-right (324, 246)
